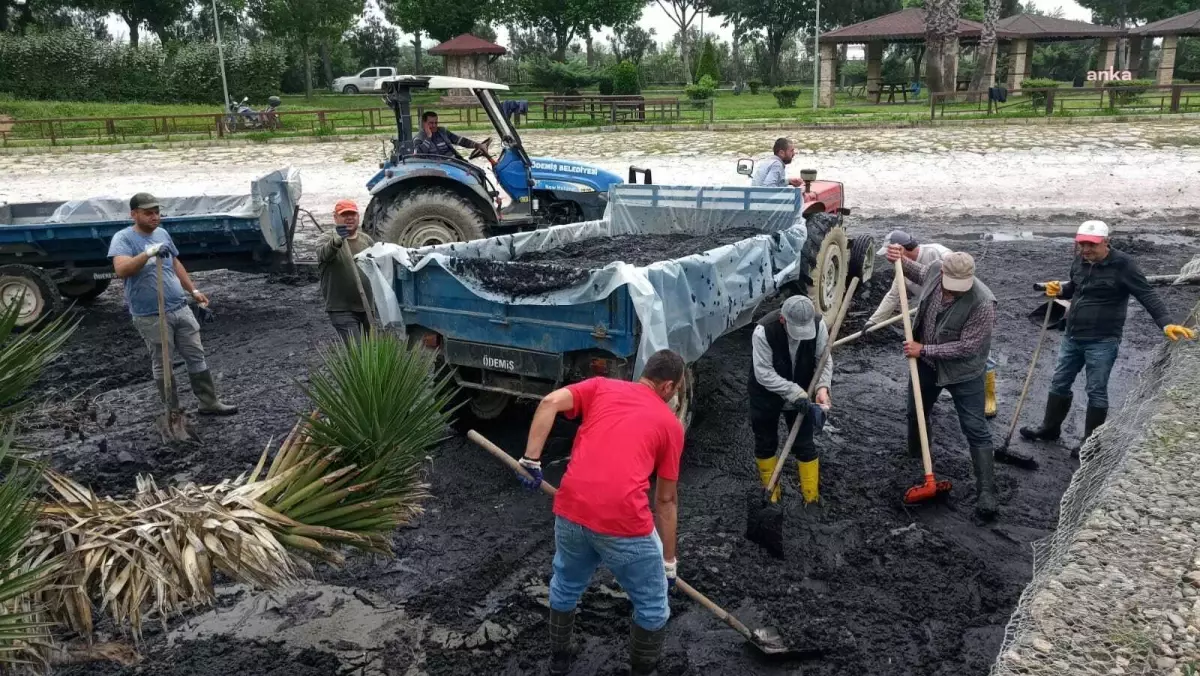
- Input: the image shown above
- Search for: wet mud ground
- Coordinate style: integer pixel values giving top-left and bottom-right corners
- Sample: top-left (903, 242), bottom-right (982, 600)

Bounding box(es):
top-left (26, 222), bottom-right (1200, 676)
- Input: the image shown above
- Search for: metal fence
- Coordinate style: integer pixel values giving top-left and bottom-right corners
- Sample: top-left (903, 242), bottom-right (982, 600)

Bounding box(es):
top-left (0, 96), bottom-right (712, 147)
top-left (929, 84), bottom-right (1200, 119)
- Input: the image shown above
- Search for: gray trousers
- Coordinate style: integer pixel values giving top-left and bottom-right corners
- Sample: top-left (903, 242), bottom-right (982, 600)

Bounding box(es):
top-left (131, 306), bottom-right (208, 379)
top-left (328, 311), bottom-right (369, 345)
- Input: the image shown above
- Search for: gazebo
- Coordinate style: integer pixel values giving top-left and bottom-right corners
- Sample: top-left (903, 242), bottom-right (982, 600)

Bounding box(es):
top-left (994, 14), bottom-right (1124, 89)
top-left (1132, 9), bottom-right (1200, 84)
top-left (428, 34), bottom-right (507, 96)
top-left (820, 8), bottom-right (1004, 107)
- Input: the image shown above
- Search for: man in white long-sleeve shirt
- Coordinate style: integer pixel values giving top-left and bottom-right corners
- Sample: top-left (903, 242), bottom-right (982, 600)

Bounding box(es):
top-left (867, 230), bottom-right (999, 419)
top-left (746, 296), bottom-right (832, 505)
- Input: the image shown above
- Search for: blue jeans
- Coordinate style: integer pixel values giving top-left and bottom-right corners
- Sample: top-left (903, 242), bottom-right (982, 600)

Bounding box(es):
top-left (550, 516), bottom-right (670, 631)
top-left (1049, 335), bottom-right (1120, 408)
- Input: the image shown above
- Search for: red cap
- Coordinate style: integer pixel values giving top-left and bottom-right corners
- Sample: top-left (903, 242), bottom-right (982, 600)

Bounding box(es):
top-left (334, 199), bottom-right (359, 215)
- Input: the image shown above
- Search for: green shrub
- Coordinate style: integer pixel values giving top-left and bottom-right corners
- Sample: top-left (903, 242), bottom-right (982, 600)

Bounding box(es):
top-left (694, 38), bottom-right (720, 84)
top-left (597, 74), bottom-right (614, 95)
top-left (529, 59), bottom-right (597, 95)
top-left (748, 78), bottom-right (762, 94)
top-left (684, 74), bottom-right (715, 106)
top-left (772, 85), bottom-right (802, 108)
top-left (840, 60), bottom-right (867, 84)
top-left (611, 60), bottom-right (640, 95)
top-left (1102, 78), bottom-right (1155, 106)
top-left (1020, 78), bottom-right (1060, 108)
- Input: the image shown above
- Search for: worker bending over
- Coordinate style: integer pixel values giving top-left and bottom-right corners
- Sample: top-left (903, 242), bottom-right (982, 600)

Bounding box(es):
top-left (1022, 220), bottom-right (1195, 455)
top-left (869, 230), bottom-right (999, 419)
top-left (516, 350), bottom-right (686, 676)
top-left (747, 295), bottom-right (832, 505)
top-left (888, 246), bottom-right (1007, 519)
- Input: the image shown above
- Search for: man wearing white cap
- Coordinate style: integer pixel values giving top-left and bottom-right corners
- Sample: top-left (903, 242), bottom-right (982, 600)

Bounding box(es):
top-left (869, 231), bottom-right (1000, 419)
top-left (887, 245), bottom-right (1004, 519)
top-left (747, 295), bottom-right (832, 505)
top-left (1021, 220), bottom-right (1195, 454)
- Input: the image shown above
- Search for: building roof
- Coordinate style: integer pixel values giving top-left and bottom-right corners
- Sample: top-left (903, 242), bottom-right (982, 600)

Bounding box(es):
top-left (1132, 9), bottom-right (1200, 36)
top-left (428, 34), bottom-right (508, 56)
top-left (995, 13), bottom-right (1124, 40)
top-left (822, 7), bottom-right (1011, 43)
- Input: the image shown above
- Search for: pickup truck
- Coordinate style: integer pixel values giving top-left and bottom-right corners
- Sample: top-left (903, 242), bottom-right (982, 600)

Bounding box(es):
top-left (332, 67), bottom-right (397, 94)
top-left (0, 168), bottom-right (302, 328)
top-left (362, 182), bottom-right (874, 429)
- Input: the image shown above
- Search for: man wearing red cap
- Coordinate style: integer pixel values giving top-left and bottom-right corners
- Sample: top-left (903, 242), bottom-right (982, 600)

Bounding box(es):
top-left (1022, 220), bottom-right (1196, 455)
top-left (317, 200), bottom-right (375, 344)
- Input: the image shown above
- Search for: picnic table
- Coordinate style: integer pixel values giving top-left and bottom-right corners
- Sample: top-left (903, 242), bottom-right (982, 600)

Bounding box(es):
top-left (542, 95), bottom-right (683, 123)
top-left (876, 83), bottom-right (911, 104)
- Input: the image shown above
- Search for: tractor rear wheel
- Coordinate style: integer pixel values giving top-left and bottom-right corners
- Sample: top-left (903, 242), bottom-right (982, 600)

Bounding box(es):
top-left (57, 277), bottom-right (111, 303)
top-left (795, 212), bottom-right (849, 326)
top-left (0, 265), bottom-right (62, 329)
top-left (369, 188), bottom-right (488, 248)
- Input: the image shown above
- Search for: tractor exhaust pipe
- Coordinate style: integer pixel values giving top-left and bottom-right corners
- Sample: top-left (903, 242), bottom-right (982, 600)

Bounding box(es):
top-left (628, 167), bottom-right (652, 184)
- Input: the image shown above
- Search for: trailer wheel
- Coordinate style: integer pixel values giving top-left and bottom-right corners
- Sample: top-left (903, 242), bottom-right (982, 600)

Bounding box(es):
top-left (0, 265), bottom-right (62, 329)
top-left (370, 189), bottom-right (487, 248)
top-left (849, 234), bottom-right (876, 284)
top-left (57, 277), bottom-right (111, 303)
top-left (449, 387), bottom-right (514, 433)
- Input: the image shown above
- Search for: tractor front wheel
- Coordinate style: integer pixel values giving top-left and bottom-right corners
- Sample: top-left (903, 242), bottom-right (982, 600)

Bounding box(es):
top-left (368, 189), bottom-right (488, 248)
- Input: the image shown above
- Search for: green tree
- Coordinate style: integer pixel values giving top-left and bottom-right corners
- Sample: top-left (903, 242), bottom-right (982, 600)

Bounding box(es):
top-left (901, 0), bottom-right (983, 21)
top-left (379, 0), bottom-right (482, 74)
top-left (655, 0), bottom-right (701, 82)
top-left (248, 0), bottom-right (360, 98)
top-left (347, 15), bottom-right (401, 71)
top-left (79, 0), bottom-right (190, 46)
top-left (694, 36), bottom-right (720, 81)
top-left (509, 0), bottom-right (644, 61)
top-left (706, 0), bottom-right (812, 86)
top-left (610, 23), bottom-right (655, 63)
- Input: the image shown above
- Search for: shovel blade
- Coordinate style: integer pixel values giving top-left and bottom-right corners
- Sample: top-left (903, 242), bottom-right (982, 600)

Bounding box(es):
top-left (1029, 299), bottom-right (1068, 330)
top-left (749, 627), bottom-right (825, 659)
top-left (157, 410), bottom-right (199, 443)
top-left (745, 494), bottom-right (785, 558)
top-left (903, 475), bottom-right (952, 505)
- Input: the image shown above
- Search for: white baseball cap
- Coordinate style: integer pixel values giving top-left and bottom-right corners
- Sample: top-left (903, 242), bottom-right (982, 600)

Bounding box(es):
top-left (1076, 220), bottom-right (1110, 244)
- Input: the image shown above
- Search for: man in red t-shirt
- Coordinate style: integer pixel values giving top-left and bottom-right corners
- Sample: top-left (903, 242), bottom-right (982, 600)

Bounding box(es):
top-left (517, 349), bottom-right (686, 676)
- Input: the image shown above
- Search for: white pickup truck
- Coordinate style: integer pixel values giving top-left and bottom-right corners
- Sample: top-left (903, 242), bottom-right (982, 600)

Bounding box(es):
top-left (331, 66), bottom-right (397, 94)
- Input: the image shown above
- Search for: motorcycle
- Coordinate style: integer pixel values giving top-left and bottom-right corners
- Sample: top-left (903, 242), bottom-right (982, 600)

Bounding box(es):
top-left (221, 96), bottom-right (281, 133)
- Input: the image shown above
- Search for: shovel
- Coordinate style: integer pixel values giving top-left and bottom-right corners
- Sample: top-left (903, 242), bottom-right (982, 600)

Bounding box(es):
top-left (154, 256), bottom-right (198, 443)
top-left (897, 259), bottom-right (951, 505)
top-left (745, 278), bottom-right (858, 559)
top-left (466, 430), bottom-right (821, 660)
top-left (831, 308), bottom-right (916, 348)
top-left (998, 299), bottom-right (1055, 460)
top-left (343, 240), bottom-right (377, 333)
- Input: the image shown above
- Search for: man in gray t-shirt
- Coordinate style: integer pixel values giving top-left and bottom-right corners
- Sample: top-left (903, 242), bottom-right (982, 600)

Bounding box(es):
top-left (107, 192), bottom-right (236, 417)
top-left (751, 138), bottom-right (804, 188)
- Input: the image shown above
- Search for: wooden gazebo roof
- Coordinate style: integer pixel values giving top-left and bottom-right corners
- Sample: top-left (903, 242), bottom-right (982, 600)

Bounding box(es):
top-left (822, 8), bottom-right (1014, 44)
top-left (995, 13), bottom-right (1124, 40)
top-left (428, 34), bottom-right (507, 56)
top-left (1131, 9), bottom-right (1200, 37)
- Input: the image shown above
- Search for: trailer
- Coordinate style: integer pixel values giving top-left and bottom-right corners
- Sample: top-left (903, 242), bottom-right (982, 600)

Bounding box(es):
top-left (361, 183), bottom-right (874, 429)
top-left (0, 168), bottom-right (302, 327)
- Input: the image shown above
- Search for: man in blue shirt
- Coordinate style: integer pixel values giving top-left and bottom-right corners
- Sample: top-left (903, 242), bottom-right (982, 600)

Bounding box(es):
top-left (413, 111), bottom-right (488, 158)
top-left (751, 138), bottom-right (804, 188)
top-left (107, 192), bottom-right (236, 416)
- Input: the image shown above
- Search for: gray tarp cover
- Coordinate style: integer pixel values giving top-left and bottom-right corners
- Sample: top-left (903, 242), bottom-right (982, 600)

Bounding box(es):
top-left (360, 184), bottom-right (812, 377)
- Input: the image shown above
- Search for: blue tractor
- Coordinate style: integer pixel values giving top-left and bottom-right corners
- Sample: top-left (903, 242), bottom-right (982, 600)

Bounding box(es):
top-left (362, 76), bottom-right (650, 247)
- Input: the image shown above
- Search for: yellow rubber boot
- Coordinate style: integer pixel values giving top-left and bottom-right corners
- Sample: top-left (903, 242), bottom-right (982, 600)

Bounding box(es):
top-left (756, 457), bottom-right (781, 504)
top-left (984, 370), bottom-right (998, 419)
top-left (798, 459), bottom-right (820, 504)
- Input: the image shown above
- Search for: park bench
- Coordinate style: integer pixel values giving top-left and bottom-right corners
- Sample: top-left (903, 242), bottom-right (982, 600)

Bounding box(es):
top-left (543, 95), bottom-right (682, 123)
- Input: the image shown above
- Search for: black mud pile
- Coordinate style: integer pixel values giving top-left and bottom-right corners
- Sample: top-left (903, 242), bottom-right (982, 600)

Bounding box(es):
top-left (447, 228), bottom-right (766, 297)
top-left (20, 227), bottom-right (1200, 676)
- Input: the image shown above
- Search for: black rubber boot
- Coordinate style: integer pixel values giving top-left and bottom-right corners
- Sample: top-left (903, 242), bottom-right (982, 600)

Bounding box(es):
top-left (1072, 406), bottom-right (1108, 459)
top-left (548, 609), bottom-right (577, 676)
top-left (630, 623), bottom-right (666, 676)
top-left (187, 370), bottom-right (238, 415)
top-left (1019, 392), bottom-right (1072, 442)
top-left (154, 378), bottom-right (181, 410)
top-left (970, 446), bottom-right (998, 521)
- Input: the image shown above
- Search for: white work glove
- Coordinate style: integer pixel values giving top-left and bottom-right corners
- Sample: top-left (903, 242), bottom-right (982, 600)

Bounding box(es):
top-left (663, 559), bottom-right (677, 589)
top-left (143, 242), bottom-right (168, 258)
top-left (786, 386), bottom-right (808, 404)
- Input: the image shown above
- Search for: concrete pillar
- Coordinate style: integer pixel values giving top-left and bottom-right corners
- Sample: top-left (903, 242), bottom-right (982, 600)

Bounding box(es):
top-left (866, 41), bottom-right (884, 98)
top-left (1158, 35), bottom-right (1178, 85)
top-left (1007, 39), bottom-right (1028, 90)
top-left (1127, 37), bottom-right (1144, 78)
top-left (819, 42), bottom-right (837, 107)
top-left (1099, 37), bottom-right (1118, 80)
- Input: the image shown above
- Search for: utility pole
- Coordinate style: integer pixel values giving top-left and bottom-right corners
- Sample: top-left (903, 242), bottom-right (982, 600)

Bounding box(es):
top-left (212, 0), bottom-right (232, 112)
top-left (812, 0), bottom-right (820, 109)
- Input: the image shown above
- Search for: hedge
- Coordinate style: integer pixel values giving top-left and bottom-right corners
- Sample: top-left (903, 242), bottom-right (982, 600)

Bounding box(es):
top-left (0, 30), bottom-right (285, 105)
top-left (612, 60), bottom-right (640, 95)
top-left (772, 86), bottom-right (802, 108)
top-left (1102, 78), bottom-right (1155, 106)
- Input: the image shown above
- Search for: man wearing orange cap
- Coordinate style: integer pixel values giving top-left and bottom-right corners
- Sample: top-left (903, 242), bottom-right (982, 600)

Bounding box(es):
top-left (1021, 220), bottom-right (1195, 455)
top-left (317, 200), bottom-right (375, 344)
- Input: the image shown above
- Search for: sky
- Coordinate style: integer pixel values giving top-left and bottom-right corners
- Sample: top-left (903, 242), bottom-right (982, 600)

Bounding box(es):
top-left (105, 0), bottom-right (1095, 52)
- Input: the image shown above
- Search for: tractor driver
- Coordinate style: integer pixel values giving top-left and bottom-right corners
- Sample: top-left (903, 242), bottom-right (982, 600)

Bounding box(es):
top-left (414, 111), bottom-right (489, 159)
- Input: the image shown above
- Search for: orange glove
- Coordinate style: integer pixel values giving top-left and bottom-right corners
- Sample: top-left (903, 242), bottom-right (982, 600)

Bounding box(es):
top-left (1044, 281), bottom-right (1061, 297)
top-left (1165, 325), bottom-right (1197, 341)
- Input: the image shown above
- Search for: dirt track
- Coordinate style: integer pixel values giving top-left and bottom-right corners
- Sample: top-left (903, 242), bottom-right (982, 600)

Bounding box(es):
top-left (31, 219), bottom-right (1200, 675)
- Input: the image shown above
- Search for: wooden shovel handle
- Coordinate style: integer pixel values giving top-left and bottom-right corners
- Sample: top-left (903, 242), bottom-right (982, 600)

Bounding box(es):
top-left (468, 430), bottom-right (557, 497)
top-left (1003, 298), bottom-right (1055, 446)
top-left (156, 256), bottom-right (172, 395)
top-left (895, 258), bottom-right (932, 477)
